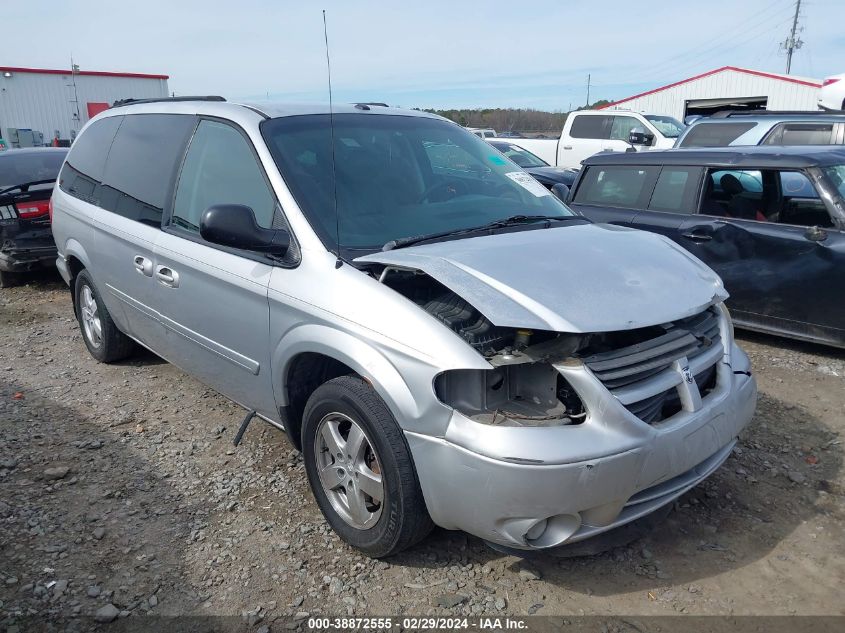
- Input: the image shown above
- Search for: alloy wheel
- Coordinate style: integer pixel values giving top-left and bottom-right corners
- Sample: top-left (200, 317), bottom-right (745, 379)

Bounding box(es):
top-left (314, 412), bottom-right (384, 529)
top-left (79, 284), bottom-right (103, 349)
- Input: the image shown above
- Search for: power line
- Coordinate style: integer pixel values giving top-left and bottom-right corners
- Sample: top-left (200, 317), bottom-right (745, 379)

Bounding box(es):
top-left (664, 14), bottom-right (796, 80)
top-left (629, 0), bottom-right (796, 85)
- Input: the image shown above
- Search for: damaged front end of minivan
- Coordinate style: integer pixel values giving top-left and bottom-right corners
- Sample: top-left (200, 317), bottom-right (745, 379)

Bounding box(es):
top-left (356, 225), bottom-right (757, 550)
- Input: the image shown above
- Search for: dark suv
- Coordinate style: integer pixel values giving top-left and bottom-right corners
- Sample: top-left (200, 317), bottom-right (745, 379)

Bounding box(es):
top-left (567, 146), bottom-right (845, 348)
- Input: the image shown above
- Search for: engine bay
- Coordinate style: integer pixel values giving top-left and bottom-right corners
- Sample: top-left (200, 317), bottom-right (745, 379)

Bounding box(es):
top-left (377, 267), bottom-right (587, 426)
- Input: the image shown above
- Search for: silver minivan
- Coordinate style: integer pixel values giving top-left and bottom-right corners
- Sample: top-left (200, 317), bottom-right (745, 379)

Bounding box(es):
top-left (51, 98), bottom-right (757, 557)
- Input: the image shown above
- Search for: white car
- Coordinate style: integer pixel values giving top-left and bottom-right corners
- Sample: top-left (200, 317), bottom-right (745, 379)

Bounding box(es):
top-left (819, 73), bottom-right (845, 111)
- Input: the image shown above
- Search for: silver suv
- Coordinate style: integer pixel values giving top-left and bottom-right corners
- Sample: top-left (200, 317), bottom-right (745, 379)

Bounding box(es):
top-left (676, 111), bottom-right (845, 148)
top-left (51, 98), bottom-right (757, 557)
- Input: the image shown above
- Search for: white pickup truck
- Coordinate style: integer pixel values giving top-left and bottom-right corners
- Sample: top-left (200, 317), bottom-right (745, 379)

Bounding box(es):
top-left (505, 110), bottom-right (685, 169)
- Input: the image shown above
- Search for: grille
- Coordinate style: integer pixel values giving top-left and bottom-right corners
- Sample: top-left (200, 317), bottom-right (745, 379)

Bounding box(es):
top-left (582, 307), bottom-right (723, 424)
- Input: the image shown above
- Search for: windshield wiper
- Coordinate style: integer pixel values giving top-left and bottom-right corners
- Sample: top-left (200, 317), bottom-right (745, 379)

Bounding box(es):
top-left (0, 179), bottom-right (57, 195)
top-left (382, 214), bottom-right (583, 251)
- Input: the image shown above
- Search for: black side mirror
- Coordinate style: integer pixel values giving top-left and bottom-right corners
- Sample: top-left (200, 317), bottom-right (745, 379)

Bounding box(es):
top-left (551, 183), bottom-right (570, 203)
top-left (200, 204), bottom-right (290, 256)
top-left (628, 127), bottom-right (655, 146)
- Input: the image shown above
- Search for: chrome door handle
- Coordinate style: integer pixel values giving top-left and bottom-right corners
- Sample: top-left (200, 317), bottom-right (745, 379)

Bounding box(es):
top-left (154, 265), bottom-right (179, 288)
top-left (133, 255), bottom-right (153, 276)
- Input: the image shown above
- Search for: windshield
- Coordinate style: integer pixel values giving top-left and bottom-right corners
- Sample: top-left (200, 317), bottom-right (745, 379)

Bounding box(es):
top-left (0, 151), bottom-right (66, 189)
top-left (644, 115), bottom-right (685, 138)
top-left (261, 114), bottom-right (574, 253)
top-left (823, 165), bottom-right (845, 199)
top-left (489, 142), bottom-right (548, 168)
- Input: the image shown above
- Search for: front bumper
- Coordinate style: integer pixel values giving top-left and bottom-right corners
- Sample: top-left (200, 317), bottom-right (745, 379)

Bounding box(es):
top-left (406, 342), bottom-right (757, 550)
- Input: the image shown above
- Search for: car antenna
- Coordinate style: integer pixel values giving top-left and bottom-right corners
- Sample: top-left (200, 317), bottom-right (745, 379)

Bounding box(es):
top-left (323, 9), bottom-right (343, 269)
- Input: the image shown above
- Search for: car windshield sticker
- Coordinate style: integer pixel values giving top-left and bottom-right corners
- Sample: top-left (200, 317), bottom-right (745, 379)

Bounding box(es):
top-left (488, 154), bottom-right (506, 165)
top-left (504, 171), bottom-right (550, 197)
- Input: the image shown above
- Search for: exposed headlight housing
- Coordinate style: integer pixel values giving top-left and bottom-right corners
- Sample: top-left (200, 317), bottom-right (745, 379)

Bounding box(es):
top-left (434, 364), bottom-right (586, 427)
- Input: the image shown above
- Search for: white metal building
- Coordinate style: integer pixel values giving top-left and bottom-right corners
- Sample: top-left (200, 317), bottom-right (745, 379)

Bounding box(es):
top-left (599, 66), bottom-right (822, 121)
top-left (0, 66), bottom-right (169, 145)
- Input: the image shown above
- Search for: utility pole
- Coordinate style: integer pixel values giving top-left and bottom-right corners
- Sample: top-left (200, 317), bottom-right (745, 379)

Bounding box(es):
top-left (782, 0), bottom-right (803, 74)
top-left (69, 56), bottom-right (81, 126)
top-left (586, 74), bottom-right (591, 108)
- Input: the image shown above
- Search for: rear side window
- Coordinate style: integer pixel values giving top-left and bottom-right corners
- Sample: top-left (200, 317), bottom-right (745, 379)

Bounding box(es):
top-left (648, 167), bottom-right (701, 213)
top-left (98, 114), bottom-right (196, 226)
top-left (59, 116), bottom-right (123, 204)
top-left (569, 116), bottom-right (611, 140)
top-left (763, 123), bottom-right (834, 146)
top-left (677, 122), bottom-right (757, 147)
top-left (573, 165), bottom-right (658, 208)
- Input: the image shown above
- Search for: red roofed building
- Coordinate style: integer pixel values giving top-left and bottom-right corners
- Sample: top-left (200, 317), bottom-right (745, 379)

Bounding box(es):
top-left (0, 66), bottom-right (169, 145)
top-left (598, 66), bottom-right (822, 121)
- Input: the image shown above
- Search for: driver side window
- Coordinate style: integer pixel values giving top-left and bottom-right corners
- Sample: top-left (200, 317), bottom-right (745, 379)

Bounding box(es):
top-left (609, 117), bottom-right (647, 142)
top-left (172, 120), bottom-right (276, 232)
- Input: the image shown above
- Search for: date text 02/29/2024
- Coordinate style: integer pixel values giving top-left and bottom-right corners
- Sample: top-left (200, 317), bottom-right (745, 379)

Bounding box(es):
top-left (305, 617), bottom-right (529, 630)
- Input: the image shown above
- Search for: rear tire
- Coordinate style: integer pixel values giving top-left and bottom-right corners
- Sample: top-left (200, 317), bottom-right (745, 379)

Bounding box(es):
top-left (74, 270), bottom-right (135, 363)
top-left (302, 376), bottom-right (433, 557)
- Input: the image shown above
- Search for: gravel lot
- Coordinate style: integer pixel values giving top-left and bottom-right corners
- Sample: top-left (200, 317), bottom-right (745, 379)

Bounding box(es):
top-left (1, 273), bottom-right (844, 630)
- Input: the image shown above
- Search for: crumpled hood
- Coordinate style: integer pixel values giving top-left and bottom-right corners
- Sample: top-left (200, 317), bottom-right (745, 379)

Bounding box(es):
top-left (355, 223), bottom-right (728, 333)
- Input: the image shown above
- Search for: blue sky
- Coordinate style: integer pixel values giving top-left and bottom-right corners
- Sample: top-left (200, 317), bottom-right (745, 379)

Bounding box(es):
top-left (6, 0), bottom-right (845, 110)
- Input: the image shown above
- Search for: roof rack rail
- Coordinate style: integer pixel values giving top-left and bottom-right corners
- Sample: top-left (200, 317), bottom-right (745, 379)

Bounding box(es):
top-left (353, 102), bottom-right (389, 110)
top-left (112, 96), bottom-right (226, 108)
top-left (710, 109), bottom-right (843, 118)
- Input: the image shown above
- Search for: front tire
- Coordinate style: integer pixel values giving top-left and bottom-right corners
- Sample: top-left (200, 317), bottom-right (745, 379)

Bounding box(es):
top-left (74, 270), bottom-right (135, 363)
top-left (302, 376), bottom-right (433, 557)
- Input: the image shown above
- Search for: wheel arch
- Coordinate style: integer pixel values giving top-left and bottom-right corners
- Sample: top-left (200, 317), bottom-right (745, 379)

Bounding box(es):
top-left (273, 325), bottom-right (423, 450)
top-left (62, 239), bottom-right (91, 315)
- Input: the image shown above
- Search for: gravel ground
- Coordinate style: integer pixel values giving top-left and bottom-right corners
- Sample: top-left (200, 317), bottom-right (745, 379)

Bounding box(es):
top-left (1, 274), bottom-right (844, 630)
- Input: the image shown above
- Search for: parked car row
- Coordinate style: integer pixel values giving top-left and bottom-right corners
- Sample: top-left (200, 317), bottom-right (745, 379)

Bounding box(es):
top-left (498, 108), bottom-right (845, 162)
top-left (40, 97), bottom-right (758, 558)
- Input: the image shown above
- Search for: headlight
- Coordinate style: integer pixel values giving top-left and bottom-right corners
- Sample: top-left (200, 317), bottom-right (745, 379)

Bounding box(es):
top-left (434, 365), bottom-right (586, 427)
